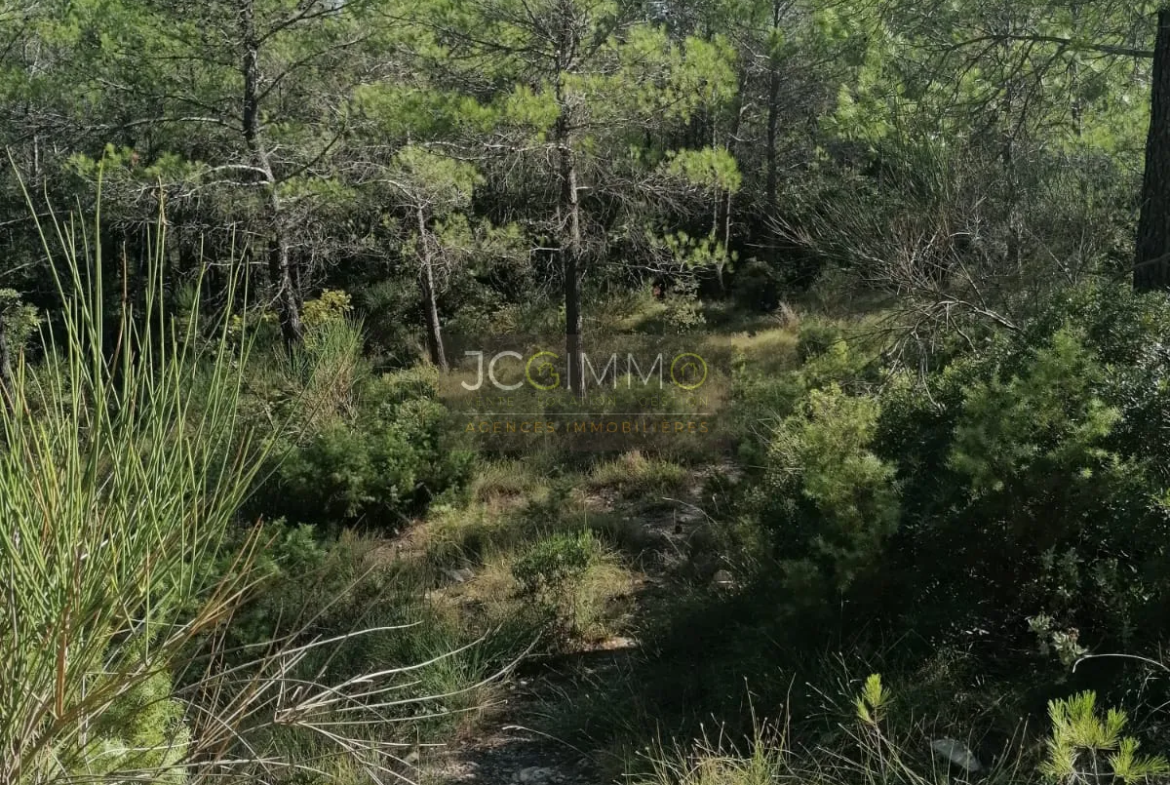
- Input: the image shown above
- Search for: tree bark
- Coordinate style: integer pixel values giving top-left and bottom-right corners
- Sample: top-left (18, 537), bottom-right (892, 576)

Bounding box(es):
top-left (764, 0), bottom-right (783, 215)
top-left (1135, 9), bottom-right (1170, 291)
top-left (554, 4), bottom-right (584, 397)
top-left (417, 204), bottom-right (448, 371)
top-left (559, 134), bottom-right (584, 397)
top-left (240, 0), bottom-right (303, 346)
top-left (715, 67), bottom-right (748, 296)
top-left (0, 313), bottom-right (13, 415)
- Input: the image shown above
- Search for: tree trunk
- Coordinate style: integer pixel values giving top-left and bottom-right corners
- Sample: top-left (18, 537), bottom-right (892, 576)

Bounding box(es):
top-left (997, 18), bottom-right (1023, 272)
top-left (554, 8), bottom-right (584, 397)
top-left (715, 67), bottom-right (748, 297)
top-left (267, 234), bottom-right (302, 346)
top-left (764, 0), bottom-right (783, 214)
top-left (417, 204), bottom-right (448, 371)
top-left (765, 74), bottom-right (780, 214)
top-left (559, 139), bottom-right (584, 397)
top-left (763, 1), bottom-right (784, 267)
top-left (1135, 9), bottom-right (1170, 291)
top-left (240, 0), bottom-right (303, 345)
top-left (0, 313), bottom-right (13, 414)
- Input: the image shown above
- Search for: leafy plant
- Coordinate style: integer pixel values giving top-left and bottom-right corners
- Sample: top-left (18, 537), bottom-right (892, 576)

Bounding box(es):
top-left (513, 530), bottom-right (601, 597)
top-left (763, 385), bottom-right (899, 593)
top-left (1041, 692), bottom-right (1169, 784)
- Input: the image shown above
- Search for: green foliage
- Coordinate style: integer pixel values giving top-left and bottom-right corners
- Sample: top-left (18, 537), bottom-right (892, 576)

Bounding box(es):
top-left (762, 384), bottom-right (899, 593)
top-left (854, 673), bottom-right (890, 726)
top-left (83, 669), bottom-right (189, 783)
top-left (261, 368), bottom-right (474, 528)
top-left (0, 288), bottom-right (40, 347)
top-left (1041, 692), bottom-right (1169, 784)
top-left (948, 327), bottom-right (1121, 496)
top-left (796, 320), bottom-right (845, 363)
top-left (513, 529), bottom-right (601, 597)
top-left (726, 283), bottom-right (1170, 659)
top-left (0, 213), bottom-right (264, 782)
top-left (511, 529), bottom-right (619, 639)
top-left (663, 276), bottom-right (707, 334)
top-left (662, 148), bottom-right (743, 192)
top-left (301, 289), bottom-right (353, 329)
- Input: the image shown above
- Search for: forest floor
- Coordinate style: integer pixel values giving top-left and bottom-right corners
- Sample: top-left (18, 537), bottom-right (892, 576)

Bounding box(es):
top-left (415, 459), bottom-right (739, 785)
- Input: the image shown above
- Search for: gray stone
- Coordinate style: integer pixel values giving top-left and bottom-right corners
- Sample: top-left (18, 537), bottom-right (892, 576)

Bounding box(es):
top-left (445, 567), bottom-right (474, 584)
top-left (930, 738), bottom-right (981, 772)
top-left (711, 569), bottom-right (735, 588)
top-left (517, 766), bottom-right (553, 783)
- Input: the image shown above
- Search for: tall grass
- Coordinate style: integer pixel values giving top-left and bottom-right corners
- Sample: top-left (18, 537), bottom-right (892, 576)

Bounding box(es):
top-left (0, 196), bottom-right (478, 783)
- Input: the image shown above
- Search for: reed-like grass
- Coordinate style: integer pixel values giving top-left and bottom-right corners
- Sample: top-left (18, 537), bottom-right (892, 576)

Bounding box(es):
top-left (0, 190), bottom-right (489, 784)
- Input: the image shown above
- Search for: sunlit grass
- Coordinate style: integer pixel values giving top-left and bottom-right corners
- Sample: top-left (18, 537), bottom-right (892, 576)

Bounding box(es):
top-left (0, 187), bottom-right (485, 784)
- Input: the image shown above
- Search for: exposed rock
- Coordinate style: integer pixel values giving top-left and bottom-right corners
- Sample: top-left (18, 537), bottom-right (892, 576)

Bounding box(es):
top-left (444, 567), bottom-right (475, 584)
top-left (930, 738), bottom-right (981, 773)
top-left (514, 766), bottom-right (554, 783)
top-left (710, 569), bottom-right (735, 588)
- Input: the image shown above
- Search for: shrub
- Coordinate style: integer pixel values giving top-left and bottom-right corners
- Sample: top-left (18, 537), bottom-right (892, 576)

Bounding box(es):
top-left (82, 669), bottom-right (189, 783)
top-left (663, 276), bottom-right (707, 334)
top-left (513, 530), bottom-right (601, 596)
top-left (848, 285), bottom-right (1170, 651)
top-left (948, 327), bottom-right (1121, 496)
top-left (511, 530), bottom-right (627, 640)
top-left (796, 319), bottom-right (844, 363)
top-left (301, 288), bottom-right (353, 328)
top-left (254, 363), bottom-right (476, 528)
top-left (758, 385), bottom-right (899, 595)
top-left (732, 258), bottom-right (783, 313)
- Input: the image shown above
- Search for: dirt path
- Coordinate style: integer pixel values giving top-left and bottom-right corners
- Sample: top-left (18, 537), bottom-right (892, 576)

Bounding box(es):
top-left (424, 681), bottom-right (594, 784)
top-left (419, 461), bottom-right (739, 785)
top-left (422, 645), bottom-right (640, 784)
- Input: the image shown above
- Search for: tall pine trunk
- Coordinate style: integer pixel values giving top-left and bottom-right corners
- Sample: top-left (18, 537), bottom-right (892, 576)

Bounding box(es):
top-left (1135, 9), bottom-right (1170, 291)
top-left (240, 0), bottom-right (303, 346)
top-left (0, 313), bottom-right (13, 414)
top-left (417, 204), bottom-right (447, 371)
top-left (763, 0), bottom-right (785, 267)
top-left (559, 138), bottom-right (584, 397)
top-left (554, 5), bottom-right (584, 397)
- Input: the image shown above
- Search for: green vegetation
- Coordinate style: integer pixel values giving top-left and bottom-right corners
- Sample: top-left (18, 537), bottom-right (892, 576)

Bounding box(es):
top-left (10, 1), bottom-right (1170, 784)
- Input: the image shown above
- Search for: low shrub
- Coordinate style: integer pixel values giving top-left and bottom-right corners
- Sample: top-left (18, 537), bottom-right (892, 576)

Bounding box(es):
top-left (755, 385), bottom-right (899, 596)
top-left (511, 530), bottom-right (630, 641)
top-left (796, 319), bottom-right (844, 362)
top-left (735, 282), bottom-right (1170, 659)
top-left (589, 451), bottom-right (689, 499)
top-left (252, 362), bottom-right (476, 528)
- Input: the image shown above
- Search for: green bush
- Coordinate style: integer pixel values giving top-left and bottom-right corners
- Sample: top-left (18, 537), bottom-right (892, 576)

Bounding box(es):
top-left (871, 285), bottom-right (1170, 649)
top-left (253, 364), bottom-right (476, 528)
top-left (511, 530), bottom-right (623, 639)
top-left (513, 530), bottom-right (601, 596)
top-left (796, 320), bottom-right (844, 363)
top-left (730, 283), bottom-right (1170, 657)
top-left (732, 258), bottom-right (783, 313)
top-left (757, 385), bottom-right (899, 595)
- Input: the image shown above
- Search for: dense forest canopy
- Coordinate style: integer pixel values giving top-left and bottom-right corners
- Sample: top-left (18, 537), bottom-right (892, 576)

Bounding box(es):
top-left (2, 0), bottom-right (1169, 359)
